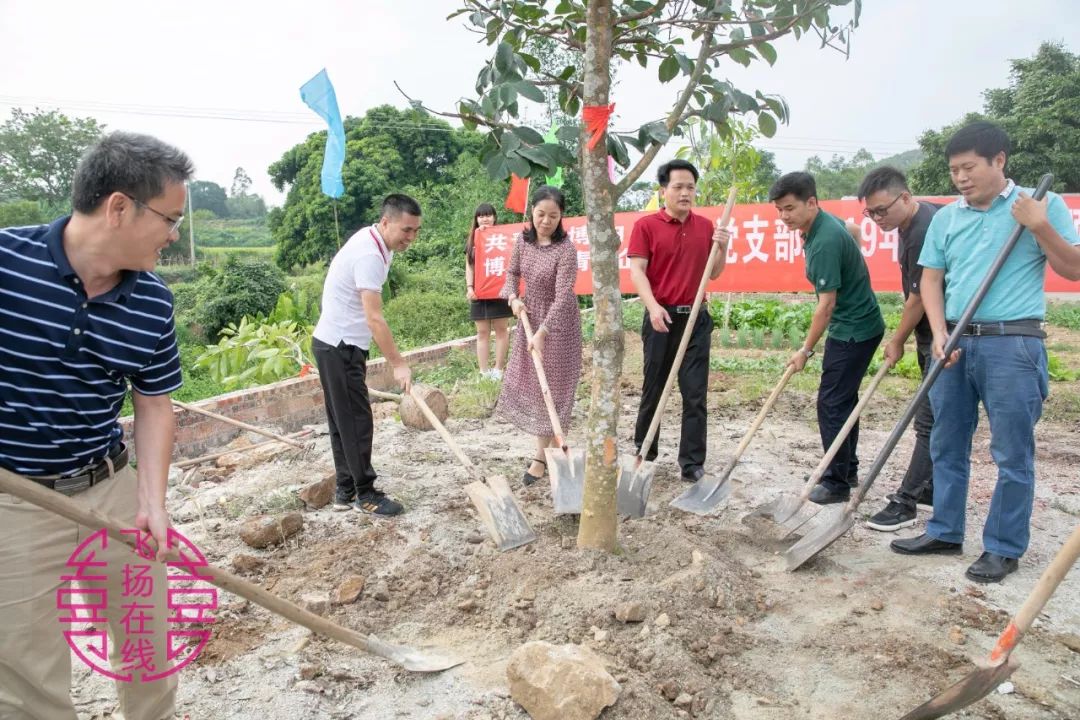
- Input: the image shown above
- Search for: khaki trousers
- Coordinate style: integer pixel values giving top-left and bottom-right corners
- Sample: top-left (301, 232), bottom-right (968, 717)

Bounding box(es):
top-left (0, 466), bottom-right (177, 720)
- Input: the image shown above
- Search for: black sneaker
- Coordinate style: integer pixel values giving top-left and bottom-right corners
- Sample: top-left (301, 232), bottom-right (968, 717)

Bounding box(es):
top-left (353, 492), bottom-right (403, 516)
top-left (866, 500), bottom-right (916, 532)
top-left (332, 494), bottom-right (354, 512)
top-left (808, 484), bottom-right (850, 505)
top-left (916, 489), bottom-right (934, 507)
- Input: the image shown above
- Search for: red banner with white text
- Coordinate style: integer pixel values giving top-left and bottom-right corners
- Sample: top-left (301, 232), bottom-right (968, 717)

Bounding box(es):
top-left (472, 196), bottom-right (1080, 299)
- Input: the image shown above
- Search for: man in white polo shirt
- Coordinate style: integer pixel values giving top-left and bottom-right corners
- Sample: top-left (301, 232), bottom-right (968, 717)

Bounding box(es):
top-left (312, 194), bottom-right (421, 516)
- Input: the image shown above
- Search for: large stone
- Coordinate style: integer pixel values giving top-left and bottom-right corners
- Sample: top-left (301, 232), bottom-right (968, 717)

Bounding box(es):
top-left (507, 642), bottom-right (620, 720)
top-left (239, 513), bottom-right (303, 549)
top-left (333, 575), bottom-right (366, 605)
top-left (398, 384), bottom-right (449, 431)
top-left (301, 593), bottom-right (329, 616)
top-left (299, 473), bottom-right (336, 509)
top-left (614, 601), bottom-right (646, 623)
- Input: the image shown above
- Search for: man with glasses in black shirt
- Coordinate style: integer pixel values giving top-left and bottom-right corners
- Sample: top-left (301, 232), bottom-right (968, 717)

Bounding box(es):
top-left (856, 166), bottom-right (940, 531)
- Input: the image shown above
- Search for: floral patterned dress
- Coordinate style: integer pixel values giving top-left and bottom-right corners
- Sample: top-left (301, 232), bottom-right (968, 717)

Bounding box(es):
top-left (495, 237), bottom-right (582, 436)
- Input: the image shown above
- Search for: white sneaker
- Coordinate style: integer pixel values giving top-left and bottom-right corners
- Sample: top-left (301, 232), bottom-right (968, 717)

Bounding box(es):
top-left (490, 368), bottom-right (504, 380)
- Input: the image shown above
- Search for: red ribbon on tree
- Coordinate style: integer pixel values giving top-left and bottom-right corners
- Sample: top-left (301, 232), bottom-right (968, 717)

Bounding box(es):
top-left (583, 103), bottom-right (615, 151)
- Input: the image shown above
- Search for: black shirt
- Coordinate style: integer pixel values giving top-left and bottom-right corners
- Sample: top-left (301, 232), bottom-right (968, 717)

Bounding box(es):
top-left (899, 201), bottom-right (940, 347)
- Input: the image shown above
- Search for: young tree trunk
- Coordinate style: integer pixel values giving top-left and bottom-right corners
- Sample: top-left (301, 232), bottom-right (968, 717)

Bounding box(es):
top-left (576, 0), bottom-right (621, 552)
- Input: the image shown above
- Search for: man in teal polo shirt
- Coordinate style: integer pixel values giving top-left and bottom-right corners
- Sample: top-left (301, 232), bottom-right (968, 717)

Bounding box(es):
top-left (891, 121), bottom-right (1080, 583)
top-left (770, 172), bottom-right (885, 504)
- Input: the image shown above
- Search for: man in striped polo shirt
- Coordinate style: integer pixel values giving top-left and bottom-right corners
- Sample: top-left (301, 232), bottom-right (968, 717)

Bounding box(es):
top-left (0, 132), bottom-right (191, 719)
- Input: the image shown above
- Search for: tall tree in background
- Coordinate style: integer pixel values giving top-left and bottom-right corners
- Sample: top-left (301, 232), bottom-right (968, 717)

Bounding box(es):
top-left (438, 0), bottom-right (860, 551)
top-left (268, 105), bottom-right (477, 269)
top-left (910, 43), bottom-right (1080, 194)
top-left (0, 108), bottom-right (105, 212)
top-left (189, 180), bottom-right (230, 217)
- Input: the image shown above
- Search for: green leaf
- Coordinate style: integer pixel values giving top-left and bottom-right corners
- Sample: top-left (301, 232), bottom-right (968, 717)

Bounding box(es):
top-left (755, 41), bottom-right (777, 66)
top-left (501, 131), bottom-right (522, 152)
top-left (758, 112), bottom-right (777, 138)
top-left (513, 81), bottom-right (546, 103)
top-left (658, 55), bottom-right (679, 82)
top-left (518, 52), bottom-right (541, 72)
top-left (494, 42), bottom-right (515, 74)
top-left (729, 47), bottom-right (753, 67)
top-left (484, 153), bottom-right (510, 180)
top-left (506, 154), bottom-right (531, 178)
top-left (516, 146), bottom-right (553, 171)
top-left (606, 134), bottom-right (630, 168)
top-left (511, 126), bottom-right (545, 145)
top-left (642, 120), bottom-right (671, 145)
top-left (556, 125), bottom-right (580, 144)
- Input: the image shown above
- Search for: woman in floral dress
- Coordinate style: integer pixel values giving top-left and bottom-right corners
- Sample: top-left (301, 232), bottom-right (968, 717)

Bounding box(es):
top-left (495, 186), bottom-right (582, 486)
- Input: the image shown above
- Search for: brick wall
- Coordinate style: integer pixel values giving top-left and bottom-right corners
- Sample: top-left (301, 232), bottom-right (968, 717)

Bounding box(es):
top-left (120, 335), bottom-right (476, 462)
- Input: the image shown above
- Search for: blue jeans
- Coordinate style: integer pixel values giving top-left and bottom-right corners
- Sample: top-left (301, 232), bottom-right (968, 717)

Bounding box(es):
top-left (926, 335), bottom-right (1048, 558)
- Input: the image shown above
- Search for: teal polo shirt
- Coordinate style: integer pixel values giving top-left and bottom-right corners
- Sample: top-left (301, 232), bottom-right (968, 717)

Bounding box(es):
top-left (919, 181), bottom-right (1080, 322)
top-left (803, 210), bottom-right (885, 342)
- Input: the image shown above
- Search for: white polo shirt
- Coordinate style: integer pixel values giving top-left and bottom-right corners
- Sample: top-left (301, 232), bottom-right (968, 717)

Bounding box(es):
top-left (313, 225), bottom-right (393, 350)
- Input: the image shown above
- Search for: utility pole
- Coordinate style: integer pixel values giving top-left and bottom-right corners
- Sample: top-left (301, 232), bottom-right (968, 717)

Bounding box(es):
top-left (187, 182), bottom-right (196, 266)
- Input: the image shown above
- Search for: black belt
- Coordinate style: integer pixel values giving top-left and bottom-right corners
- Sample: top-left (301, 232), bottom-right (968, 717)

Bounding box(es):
top-left (946, 319), bottom-right (1046, 339)
top-left (29, 443), bottom-right (128, 496)
top-left (663, 304), bottom-right (694, 315)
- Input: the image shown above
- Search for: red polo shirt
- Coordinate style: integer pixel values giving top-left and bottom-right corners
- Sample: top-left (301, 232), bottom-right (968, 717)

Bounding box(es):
top-left (627, 208), bottom-right (714, 306)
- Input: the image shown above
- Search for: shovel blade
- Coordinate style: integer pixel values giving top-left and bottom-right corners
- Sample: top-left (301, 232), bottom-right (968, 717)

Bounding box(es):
top-left (364, 633), bottom-right (465, 673)
top-left (897, 657), bottom-right (1019, 720)
top-left (670, 470), bottom-right (733, 515)
top-left (784, 507), bottom-right (853, 571)
top-left (742, 493), bottom-right (802, 527)
top-left (616, 455), bottom-right (655, 518)
top-left (463, 476), bottom-right (537, 551)
top-left (546, 446), bottom-right (585, 515)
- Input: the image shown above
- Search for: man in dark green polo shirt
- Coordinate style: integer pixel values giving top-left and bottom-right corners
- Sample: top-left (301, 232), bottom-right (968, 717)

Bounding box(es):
top-left (770, 172), bottom-right (885, 504)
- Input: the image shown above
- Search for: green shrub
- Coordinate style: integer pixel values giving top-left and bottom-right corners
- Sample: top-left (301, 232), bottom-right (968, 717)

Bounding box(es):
top-left (736, 325), bottom-right (750, 349)
top-left (752, 327), bottom-right (766, 348)
top-left (0, 200), bottom-right (47, 227)
top-left (193, 256), bottom-right (287, 339)
top-left (1047, 303), bottom-right (1080, 331)
top-left (1048, 352), bottom-right (1078, 382)
top-left (383, 291), bottom-right (474, 351)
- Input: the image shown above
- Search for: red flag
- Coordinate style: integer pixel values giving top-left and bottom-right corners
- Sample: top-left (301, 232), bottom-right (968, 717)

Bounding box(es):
top-left (505, 174), bottom-right (529, 214)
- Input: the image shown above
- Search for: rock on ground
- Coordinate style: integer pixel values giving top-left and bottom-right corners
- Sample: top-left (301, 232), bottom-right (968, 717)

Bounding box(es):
top-left (506, 641), bottom-right (620, 720)
top-left (239, 512), bottom-right (304, 549)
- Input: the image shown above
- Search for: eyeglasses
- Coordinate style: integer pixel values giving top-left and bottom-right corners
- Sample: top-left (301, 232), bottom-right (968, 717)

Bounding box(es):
top-left (123, 193), bottom-right (184, 233)
top-left (862, 194), bottom-right (903, 219)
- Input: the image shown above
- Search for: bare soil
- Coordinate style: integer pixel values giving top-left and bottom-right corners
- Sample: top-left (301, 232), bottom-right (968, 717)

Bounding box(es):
top-left (77, 334), bottom-right (1080, 720)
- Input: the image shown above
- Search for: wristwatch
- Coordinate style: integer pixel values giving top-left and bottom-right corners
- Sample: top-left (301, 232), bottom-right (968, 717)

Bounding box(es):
top-left (799, 347), bottom-right (815, 359)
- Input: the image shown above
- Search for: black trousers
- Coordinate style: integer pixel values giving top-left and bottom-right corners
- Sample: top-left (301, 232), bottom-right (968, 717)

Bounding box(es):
top-left (634, 311), bottom-right (713, 474)
top-left (313, 337), bottom-right (378, 500)
top-left (893, 343), bottom-right (935, 508)
top-left (818, 333), bottom-right (883, 493)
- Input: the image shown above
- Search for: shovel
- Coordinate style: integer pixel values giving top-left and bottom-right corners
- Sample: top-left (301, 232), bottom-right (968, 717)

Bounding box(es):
top-left (0, 466), bottom-right (462, 673)
top-left (517, 309), bottom-right (586, 515)
top-left (407, 386), bottom-right (537, 551)
top-left (671, 362), bottom-right (797, 515)
top-left (897, 522), bottom-right (1080, 719)
top-left (744, 359), bottom-right (892, 535)
top-left (785, 173), bottom-right (1055, 571)
top-left (616, 186), bottom-right (739, 518)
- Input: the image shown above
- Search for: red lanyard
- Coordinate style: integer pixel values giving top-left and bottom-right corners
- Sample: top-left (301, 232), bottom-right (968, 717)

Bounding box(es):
top-left (368, 228), bottom-right (389, 266)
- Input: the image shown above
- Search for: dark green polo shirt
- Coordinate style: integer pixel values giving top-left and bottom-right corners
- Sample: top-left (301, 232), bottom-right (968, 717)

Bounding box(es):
top-left (804, 210), bottom-right (885, 342)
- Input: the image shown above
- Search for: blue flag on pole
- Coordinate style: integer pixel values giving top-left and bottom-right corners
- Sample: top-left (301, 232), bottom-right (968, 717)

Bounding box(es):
top-left (300, 69), bottom-right (346, 198)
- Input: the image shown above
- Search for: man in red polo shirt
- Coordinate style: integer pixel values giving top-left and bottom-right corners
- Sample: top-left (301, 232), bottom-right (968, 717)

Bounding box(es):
top-left (628, 159), bottom-right (731, 482)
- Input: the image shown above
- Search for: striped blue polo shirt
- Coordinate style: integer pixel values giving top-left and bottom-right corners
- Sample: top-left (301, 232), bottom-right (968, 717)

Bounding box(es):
top-left (0, 217), bottom-right (183, 477)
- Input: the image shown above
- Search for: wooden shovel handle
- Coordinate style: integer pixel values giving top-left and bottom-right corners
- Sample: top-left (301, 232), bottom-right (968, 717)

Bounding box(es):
top-left (517, 309), bottom-right (566, 443)
top-left (723, 362), bottom-right (798, 470)
top-left (798, 359), bottom-right (893, 501)
top-left (988, 522), bottom-right (1080, 664)
top-left (368, 388), bottom-right (402, 402)
top-left (638, 186), bottom-right (738, 457)
top-left (406, 386), bottom-right (480, 480)
top-left (0, 467), bottom-right (384, 659)
top-left (171, 400), bottom-right (306, 449)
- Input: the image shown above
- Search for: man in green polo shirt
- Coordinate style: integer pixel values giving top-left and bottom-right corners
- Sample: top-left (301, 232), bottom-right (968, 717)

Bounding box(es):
top-left (770, 172), bottom-right (885, 504)
top-left (891, 121), bottom-right (1080, 583)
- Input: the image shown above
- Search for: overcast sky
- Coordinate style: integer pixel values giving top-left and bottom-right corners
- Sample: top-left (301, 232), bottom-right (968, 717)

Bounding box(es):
top-left (1, 1), bottom-right (1076, 205)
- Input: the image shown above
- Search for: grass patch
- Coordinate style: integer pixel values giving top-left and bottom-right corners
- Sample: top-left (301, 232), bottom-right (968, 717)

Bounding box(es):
top-left (414, 348), bottom-right (502, 419)
top-left (1046, 302), bottom-right (1080, 331)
